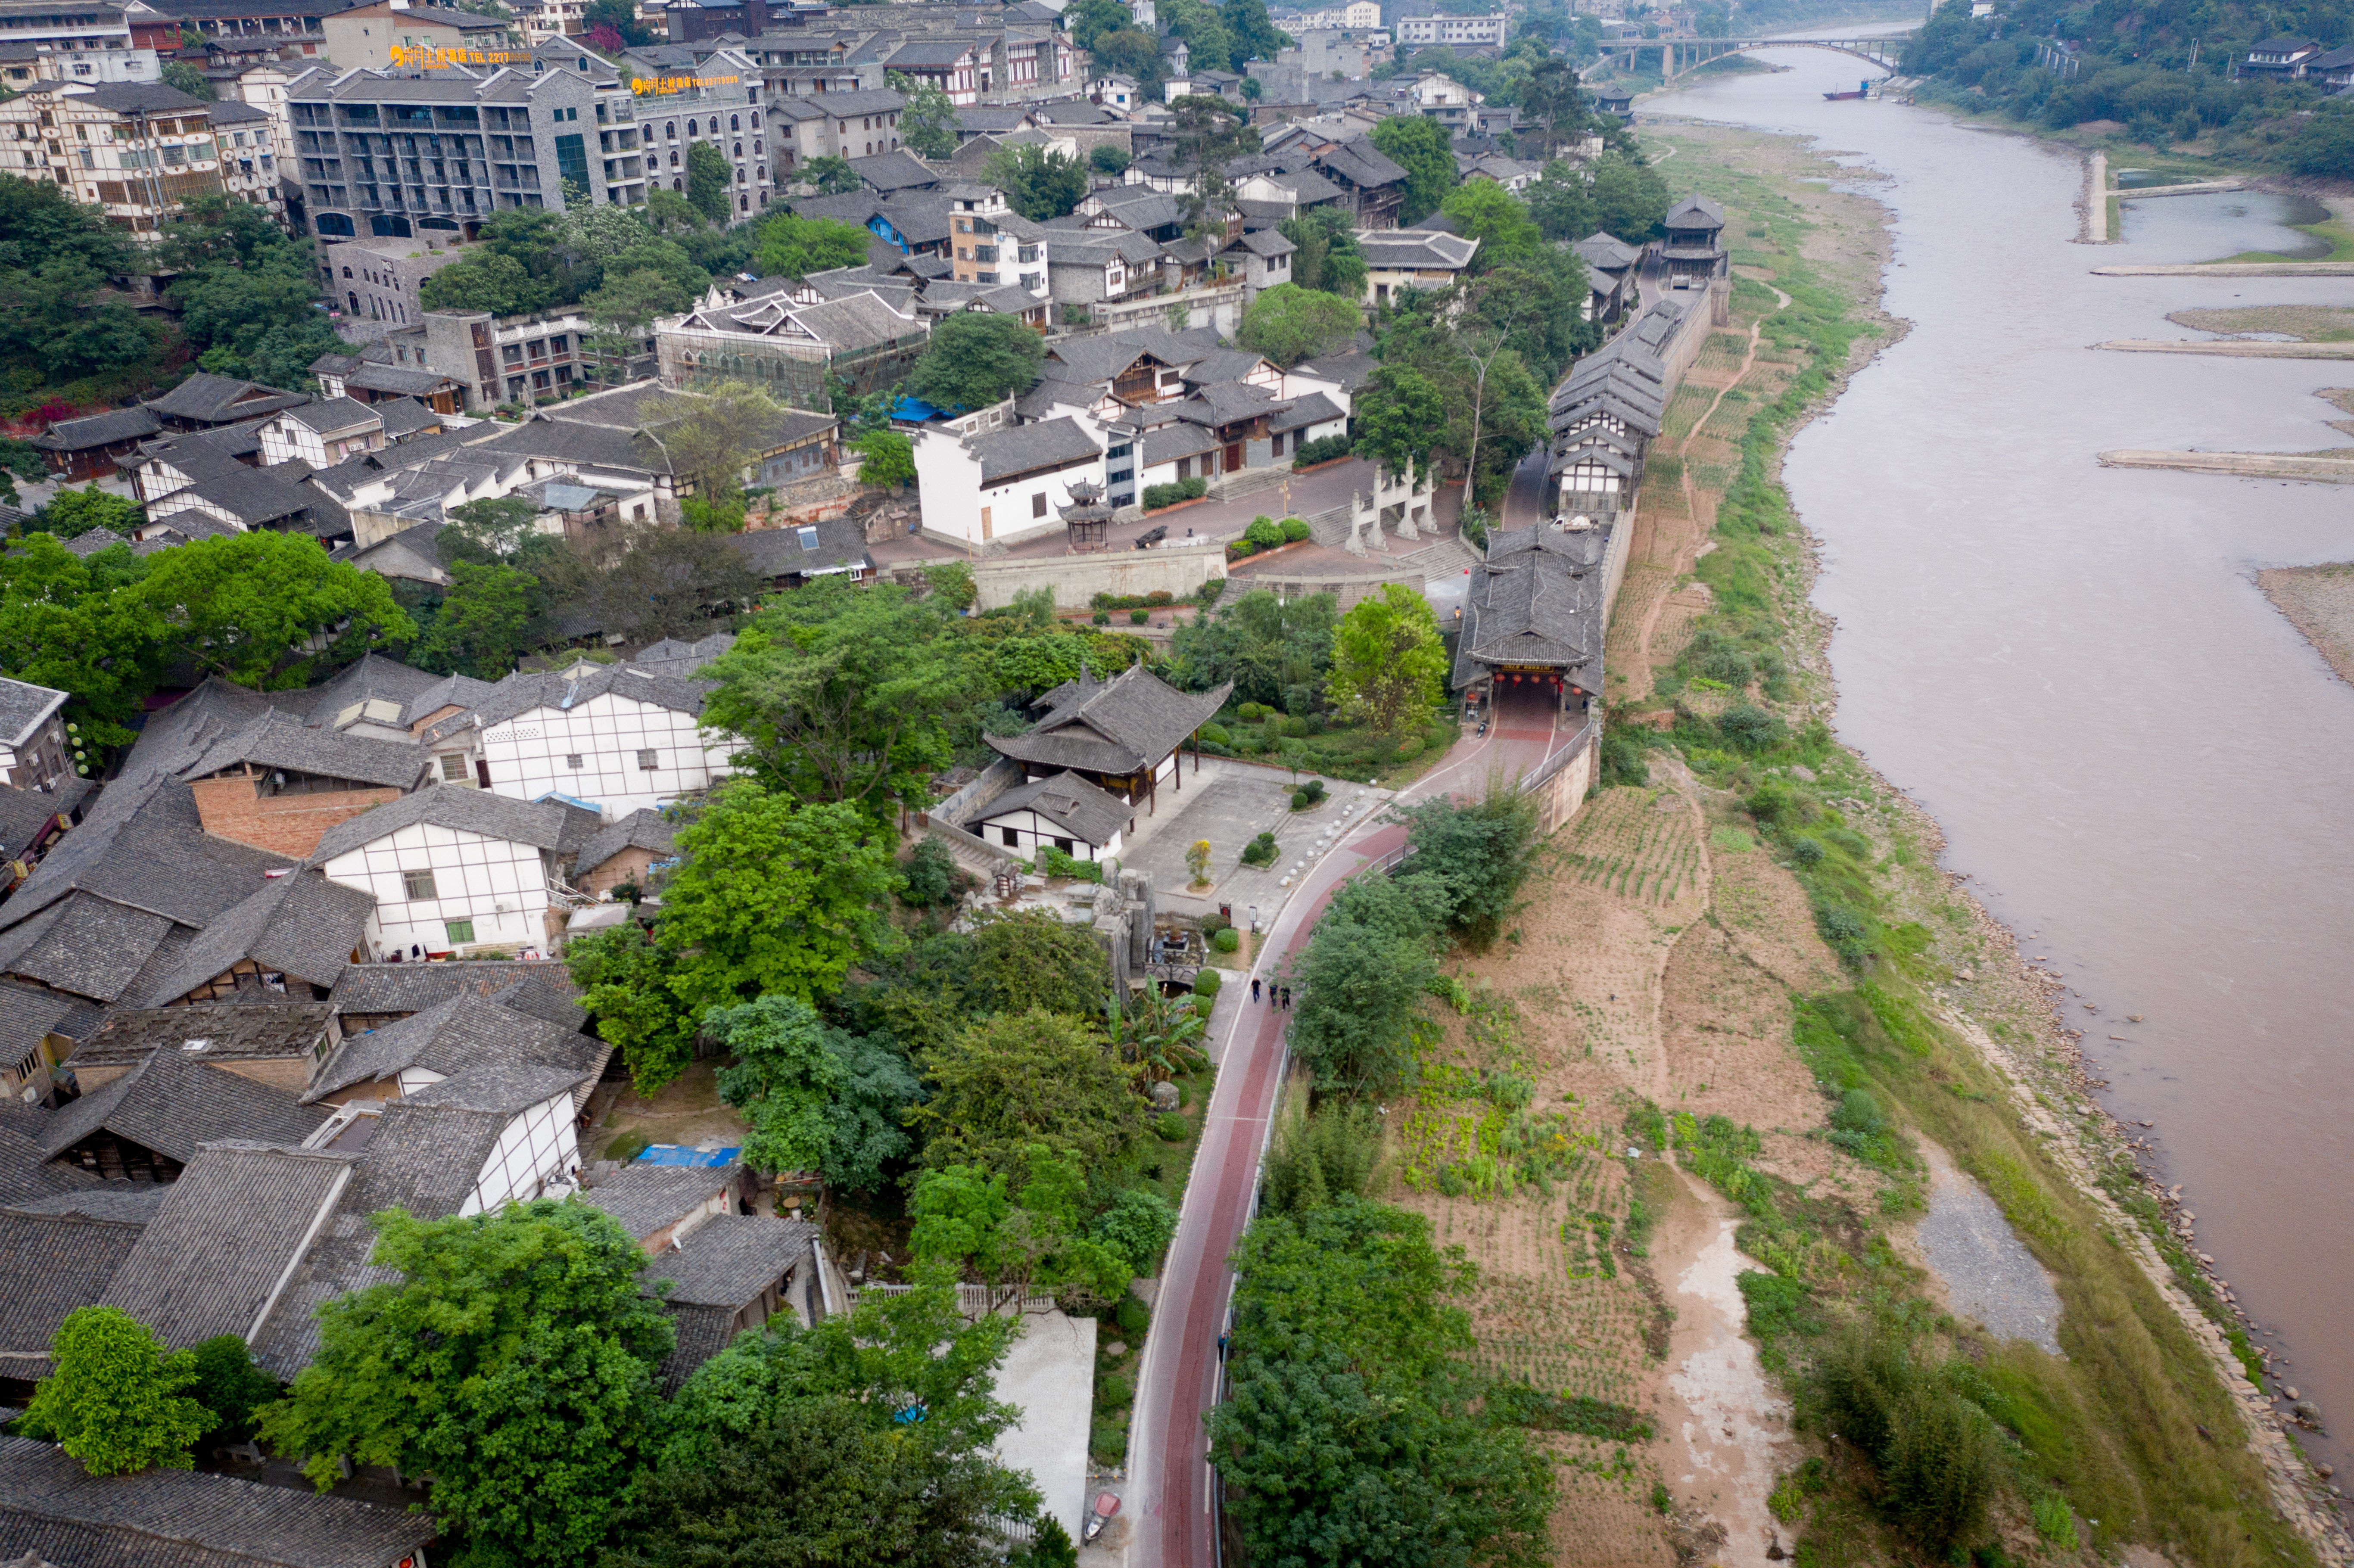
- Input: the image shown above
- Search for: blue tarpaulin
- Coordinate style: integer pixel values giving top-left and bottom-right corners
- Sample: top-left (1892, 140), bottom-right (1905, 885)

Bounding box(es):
top-left (636, 1145), bottom-right (742, 1167)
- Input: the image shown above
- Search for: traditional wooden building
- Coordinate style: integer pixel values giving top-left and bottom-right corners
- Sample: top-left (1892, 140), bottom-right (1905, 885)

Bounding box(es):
top-left (1450, 516), bottom-right (1611, 716)
top-left (985, 664), bottom-right (1231, 814)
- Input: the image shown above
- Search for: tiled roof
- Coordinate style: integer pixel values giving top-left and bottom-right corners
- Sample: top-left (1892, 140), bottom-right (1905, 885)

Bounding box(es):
top-left (72, 1003), bottom-right (334, 1073)
top-left (572, 807), bottom-right (678, 876)
top-left (463, 661), bottom-right (714, 734)
top-left (1292, 349), bottom-right (1376, 394)
top-left (0, 1117), bottom-right (102, 1211)
top-left (651, 1213), bottom-right (816, 1307)
top-left (0, 678), bottom-right (65, 750)
top-left (965, 417), bottom-right (1101, 485)
top-left (39, 1048), bottom-right (327, 1167)
top-left (1268, 389), bottom-right (1345, 432)
top-left (1356, 228), bottom-right (1479, 269)
top-left (31, 408), bottom-right (160, 452)
top-left (186, 712), bottom-right (430, 790)
top-left (1314, 136), bottom-right (1407, 190)
top-left (1570, 230), bottom-right (1641, 272)
top-left (98, 1142), bottom-right (358, 1352)
top-left (62, 528), bottom-right (130, 557)
top-left (629, 632), bottom-right (735, 679)
top-left (986, 663), bottom-right (1231, 775)
top-left (125, 871), bottom-right (376, 1008)
top-left (1140, 420), bottom-right (1218, 465)
top-left (4, 1188), bottom-right (166, 1224)
top-left (310, 783), bottom-right (571, 864)
top-left (850, 147), bottom-right (941, 190)
top-left (278, 398), bottom-right (379, 437)
top-left (0, 1434), bottom-right (436, 1568)
top-left (328, 959), bottom-right (582, 1027)
top-left (142, 373), bottom-right (310, 427)
top-left (1454, 519), bottom-right (1610, 690)
top-left (0, 1213), bottom-right (146, 1368)
top-left (402, 1059), bottom-right (588, 1115)
top-left (1664, 193), bottom-right (1725, 230)
top-left (0, 894), bottom-right (177, 1004)
top-left (731, 514), bottom-right (872, 581)
top-left (973, 770), bottom-right (1130, 847)
top-left (580, 1161), bottom-right (733, 1241)
top-left (304, 992), bottom-right (601, 1104)
top-left (0, 785), bottom-right (75, 860)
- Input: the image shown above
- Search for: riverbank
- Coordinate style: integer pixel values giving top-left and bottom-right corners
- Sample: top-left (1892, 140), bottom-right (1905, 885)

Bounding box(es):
top-left (1433, 114), bottom-right (2354, 1566)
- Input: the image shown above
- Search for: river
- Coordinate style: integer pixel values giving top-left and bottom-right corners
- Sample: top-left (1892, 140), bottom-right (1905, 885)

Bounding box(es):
top-left (1650, 54), bottom-right (2354, 1487)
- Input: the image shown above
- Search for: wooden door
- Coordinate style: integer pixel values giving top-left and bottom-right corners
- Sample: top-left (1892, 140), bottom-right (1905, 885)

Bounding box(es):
top-left (1224, 442), bottom-right (1243, 473)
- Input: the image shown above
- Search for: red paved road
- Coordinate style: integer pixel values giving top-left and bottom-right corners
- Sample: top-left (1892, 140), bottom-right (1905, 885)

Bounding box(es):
top-left (1125, 685), bottom-right (1566, 1568)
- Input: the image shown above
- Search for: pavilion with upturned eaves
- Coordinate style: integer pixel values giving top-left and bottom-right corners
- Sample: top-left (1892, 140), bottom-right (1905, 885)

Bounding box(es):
top-left (986, 664), bottom-right (1232, 814)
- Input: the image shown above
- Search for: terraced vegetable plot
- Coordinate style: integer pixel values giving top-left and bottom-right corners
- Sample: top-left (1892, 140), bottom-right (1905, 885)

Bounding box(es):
top-left (1565, 787), bottom-right (1704, 905)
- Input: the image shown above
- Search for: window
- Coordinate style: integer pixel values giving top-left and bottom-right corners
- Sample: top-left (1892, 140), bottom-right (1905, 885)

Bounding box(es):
top-left (1032, 492), bottom-right (1047, 519)
top-left (402, 868), bottom-right (438, 900)
top-left (638, 749), bottom-right (659, 770)
top-left (729, 113), bottom-right (739, 131)
top-left (566, 753), bottom-right (582, 769)
top-left (796, 525), bottom-right (818, 550)
top-left (439, 754), bottom-right (467, 782)
top-left (444, 918), bottom-right (475, 946)
top-left (1055, 837), bottom-right (1074, 856)
top-left (1002, 826), bottom-right (1020, 847)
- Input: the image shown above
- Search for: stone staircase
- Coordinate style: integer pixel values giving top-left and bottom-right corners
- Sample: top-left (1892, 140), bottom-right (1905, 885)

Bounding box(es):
top-left (1206, 465), bottom-right (1294, 504)
top-left (1396, 535), bottom-right (1485, 577)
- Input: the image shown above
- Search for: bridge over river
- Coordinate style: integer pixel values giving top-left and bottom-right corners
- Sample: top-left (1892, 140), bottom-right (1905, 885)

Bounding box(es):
top-left (1594, 31), bottom-right (1912, 81)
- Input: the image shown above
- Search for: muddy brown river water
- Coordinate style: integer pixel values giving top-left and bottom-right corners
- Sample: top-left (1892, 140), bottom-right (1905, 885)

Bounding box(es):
top-left (1654, 55), bottom-right (2354, 1487)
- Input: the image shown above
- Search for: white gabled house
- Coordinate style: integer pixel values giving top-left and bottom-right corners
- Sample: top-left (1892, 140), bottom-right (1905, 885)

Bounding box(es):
top-left (909, 415), bottom-right (1108, 550)
top-left (314, 786), bottom-right (589, 961)
top-left (454, 661), bottom-right (737, 819)
top-left (969, 770), bottom-right (1133, 861)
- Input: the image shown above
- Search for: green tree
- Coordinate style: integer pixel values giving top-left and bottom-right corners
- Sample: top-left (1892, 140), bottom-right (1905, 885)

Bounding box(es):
top-left (1210, 1199), bottom-right (1552, 1568)
top-left (1353, 364), bottom-right (1445, 474)
top-left (1589, 151), bottom-right (1671, 240)
top-left (161, 59), bottom-right (215, 99)
top-left (418, 250), bottom-right (554, 317)
top-left (258, 1202), bottom-right (675, 1568)
top-left (19, 1307), bottom-right (211, 1476)
top-left (709, 994), bottom-right (844, 1175)
top-left (981, 142), bottom-right (1089, 221)
top-left (0, 534), bottom-right (158, 748)
top-left (819, 1028), bottom-right (922, 1192)
top-left (1392, 784), bottom-right (1541, 943)
top-left (797, 155), bottom-right (863, 196)
top-left (687, 140), bottom-right (734, 225)
top-left (699, 577), bottom-right (979, 813)
top-left (909, 1144), bottom-right (1132, 1304)
top-left (1089, 142), bottom-right (1132, 176)
top-left (645, 186), bottom-right (705, 234)
top-left (1168, 587), bottom-right (1336, 714)
top-left (1277, 205), bottom-right (1367, 302)
top-left (411, 560), bottom-right (542, 679)
top-left (127, 532), bottom-right (414, 689)
top-left (1525, 159), bottom-right (1599, 241)
top-left (583, 0), bottom-right (650, 44)
top-left (904, 311), bottom-right (1046, 412)
top-left (32, 484), bottom-right (143, 540)
top-left (538, 520), bottom-right (759, 645)
top-left (1236, 282), bottom-right (1362, 367)
top-left (850, 426), bottom-right (915, 487)
top-left (889, 70), bottom-right (960, 159)
top-left (755, 212), bottom-right (876, 278)
top-left (1440, 180), bottom-right (1543, 268)
top-left (641, 379), bottom-right (791, 509)
top-left (1221, 0), bottom-right (1291, 64)
top-left (0, 177), bottom-right (150, 383)
top-left (962, 908), bottom-right (1112, 1018)
top-left (1287, 874), bottom-right (1444, 1090)
top-left (1326, 583), bottom-right (1447, 738)
top-left (1162, 0), bottom-right (1235, 70)
top-left (1168, 94), bottom-right (1255, 234)
top-left (912, 1009), bottom-right (1143, 1178)
top-left (187, 1335), bottom-right (282, 1447)
top-left (1370, 114), bottom-right (1457, 224)
top-left (659, 1260), bottom-right (1021, 1470)
top-left (439, 494), bottom-right (545, 564)
top-left (0, 438), bottom-right (42, 511)
top-left (1088, 25), bottom-right (1162, 80)
top-left (1064, 0), bottom-right (1132, 51)
top-left (607, 1397), bottom-right (1040, 1568)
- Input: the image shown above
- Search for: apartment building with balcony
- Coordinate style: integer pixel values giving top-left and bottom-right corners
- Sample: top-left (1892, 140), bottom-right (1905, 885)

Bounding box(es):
top-left (0, 39), bottom-right (160, 89)
top-left (287, 59), bottom-right (645, 243)
top-left (128, 0), bottom-right (352, 60)
top-left (1393, 12), bottom-right (1505, 49)
top-left (615, 43), bottom-right (769, 216)
top-left (0, 79), bottom-right (232, 230)
top-left (946, 180), bottom-right (1047, 296)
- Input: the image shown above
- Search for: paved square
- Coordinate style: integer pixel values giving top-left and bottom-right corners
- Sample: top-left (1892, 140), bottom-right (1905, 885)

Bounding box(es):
top-left (1117, 760), bottom-right (1392, 918)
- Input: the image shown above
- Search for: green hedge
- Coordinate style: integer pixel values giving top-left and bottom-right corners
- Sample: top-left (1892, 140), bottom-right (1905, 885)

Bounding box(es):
top-left (1193, 968), bottom-right (1223, 997)
top-left (1090, 589), bottom-right (1179, 611)
top-left (1143, 477), bottom-right (1209, 510)
top-left (1213, 926), bottom-right (1242, 953)
top-left (1291, 433), bottom-right (1354, 467)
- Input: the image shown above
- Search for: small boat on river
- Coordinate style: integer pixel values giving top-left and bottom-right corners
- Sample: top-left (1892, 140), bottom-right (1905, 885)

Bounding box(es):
top-left (1823, 80), bottom-right (1872, 100)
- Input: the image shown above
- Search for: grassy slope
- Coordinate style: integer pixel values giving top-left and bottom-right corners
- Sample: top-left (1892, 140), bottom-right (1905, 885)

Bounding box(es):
top-left (1633, 128), bottom-right (2321, 1568)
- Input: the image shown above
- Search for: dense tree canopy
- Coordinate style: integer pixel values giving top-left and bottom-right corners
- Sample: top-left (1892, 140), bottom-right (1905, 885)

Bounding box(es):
top-left (1326, 584), bottom-right (1449, 739)
top-left (259, 1202), bottom-right (675, 1568)
top-left (756, 213), bottom-right (876, 279)
top-left (128, 532), bottom-right (414, 690)
top-left (1369, 114), bottom-right (1459, 226)
top-left (981, 143), bottom-right (1090, 221)
top-left (19, 1307), bottom-right (211, 1476)
top-left (910, 1008), bottom-right (1143, 1178)
top-left (890, 71), bottom-right (960, 159)
top-left (1169, 588), bottom-right (1337, 716)
top-left (1277, 206), bottom-right (1368, 303)
top-left (1236, 283), bottom-right (1363, 367)
top-left (904, 312), bottom-right (1047, 411)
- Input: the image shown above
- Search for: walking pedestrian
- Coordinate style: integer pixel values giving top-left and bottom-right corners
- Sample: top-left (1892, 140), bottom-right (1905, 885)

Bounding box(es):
top-left (1251, 977), bottom-right (1262, 1004)
top-left (1281, 986), bottom-right (1292, 1010)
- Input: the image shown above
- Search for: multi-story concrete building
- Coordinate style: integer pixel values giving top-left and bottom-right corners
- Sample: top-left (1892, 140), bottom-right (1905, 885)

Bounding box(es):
top-left (318, 230), bottom-right (473, 330)
top-left (0, 39), bottom-right (159, 89)
top-left (947, 181), bottom-right (1047, 295)
top-left (1298, 1), bottom-right (1379, 28)
top-left (417, 304), bottom-right (598, 405)
top-left (321, 0), bottom-right (520, 71)
top-left (764, 84), bottom-right (901, 171)
top-left (203, 93), bottom-right (282, 209)
top-left (287, 59), bottom-right (646, 243)
top-left (0, 80), bottom-right (234, 231)
top-left (1394, 12), bottom-right (1505, 49)
top-left (0, 0), bottom-right (147, 56)
top-left (617, 43), bottom-right (768, 214)
top-left (128, 0), bottom-right (352, 62)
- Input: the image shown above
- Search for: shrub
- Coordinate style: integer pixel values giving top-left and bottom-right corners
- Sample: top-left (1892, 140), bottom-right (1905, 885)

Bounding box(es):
top-left (1240, 831), bottom-right (1278, 866)
top-left (1115, 1293), bottom-right (1151, 1337)
top-left (1292, 432), bottom-right (1354, 467)
top-left (1279, 517), bottom-right (1311, 543)
top-left (1130, 608), bottom-right (1151, 625)
top-left (1393, 737), bottom-right (1424, 762)
top-left (1815, 902), bottom-right (1871, 963)
top-left (1196, 579), bottom-right (1226, 605)
top-left (1213, 927), bottom-right (1241, 953)
top-left (1236, 702), bottom-right (1270, 722)
top-left (1719, 702), bottom-right (1787, 752)
top-left (1037, 845), bottom-right (1104, 884)
top-left (1200, 911), bottom-right (1231, 937)
top-left (1092, 1187), bottom-right (1179, 1275)
top-left (1791, 837), bottom-right (1826, 865)
top-left (1093, 610), bottom-right (1110, 625)
top-left (1143, 480), bottom-right (1203, 510)
top-left (1299, 779), bottom-right (1326, 804)
top-left (2032, 1495), bottom-right (2079, 1549)
top-left (1244, 516), bottom-right (1284, 549)
top-left (1198, 723), bottom-right (1231, 746)
top-left (900, 837), bottom-right (961, 907)
top-left (1193, 968), bottom-right (1223, 998)
top-left (1600, 730), bottom-right (1650, 788)
top-left (1152, 1111), bottom-right (1190, 1142)
top-left (1291, 789), bottom-right (1310, 809)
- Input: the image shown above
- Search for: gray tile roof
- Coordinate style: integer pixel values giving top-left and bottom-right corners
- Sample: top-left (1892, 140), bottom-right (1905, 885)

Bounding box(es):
top-left (187, 712), bottom-right (430, 790)
top-left (329, 959), bottom-right (582, 1028)
top-left (651, 1213), bottom-right (816, 1307)
top-left (1570, 230), bottom-right (1641, 272)
top-left (0, 894), bottom-right (177, 1004)
top-left (0, 1118), bottom-right (102, 1210)
top-left (658, 1301), bottom-right (742, 1394)
top-left (1140, 420), bottom-right (1219, 466)
top-left (0, 787), bottom-right (75, 862)
top-left (1172, 380), bottom-right (1287, 428)
top-left (248, 1098), bottom-right (508, 1375)
top-left (1665, 193), bottom-right (1724, 230)
top-left (850, 147), bottom-right (941, 191)
top-left (1292, 349), bottom-right (1376, 394)
top-left (580, 1161), bottom-right (733, 1242)
top-left (310, 784), bottom-right (571, 864)
top-left (1453, 518), bottom-right (1610, 691)
top-left (402, 1060), bottom-right (589, 1116)
top-left (1356, 228), bottom-right (1479, 270)
top-left (0, 1213), bottom-right (146, 1368)
top-left (1314, 136), bottom-right (1407, 190)
top-left (1268, 390), bottom-right (1345, 433)
top-left (987, 663), bottom-right (1231, 775)
top-left (461, 662), bottom-right (714, 736)
top-left (124, 872), bottom-right (376, 1009)
top-left (69, 81), bottom-right (212, 115)
top-left (965, 417), bottom-right (1101, 485)
top-left (304, 992), bottom-right (601, 1104)
top-left (30, 408), bottom-right (160, 453)
top-left (572, 808), bottom-right (677, 877)
top-left (61, 528), bottom-right (131, 558)
top-left (0, 678), bottom-right (65, 750)
top-left (142, 373), bottom-right (310, 428)
top-left (98, 1142), bottom-right (358, 1352)
top-left (4, 1188), bottom-right (167, 1224)
top-left (278, 399), bottom-right (379, 437)
top-left (973, 770), bottom-right (1130, 847)
top-left (0, 1434), bottom-right (436, 1568)
top-left (71, 1003), bottom-right (335, 1074)
top-left (1039, 326), bottom-right (1217, 386)
top-left (730, 516), bottom-right (872, 582)
top-left (628, 632), bottom-right (735, 679)
top-left (39, 1048), bottom-right (328, 1167)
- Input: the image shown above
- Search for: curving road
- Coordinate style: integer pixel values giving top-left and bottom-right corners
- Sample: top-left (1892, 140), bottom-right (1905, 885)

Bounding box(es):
top-left (1124, 684), bottom-right (1570, 1568)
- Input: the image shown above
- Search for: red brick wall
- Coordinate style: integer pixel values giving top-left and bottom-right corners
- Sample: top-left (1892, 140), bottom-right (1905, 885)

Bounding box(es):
top-left (191, 775), bottom-right (403, 858)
